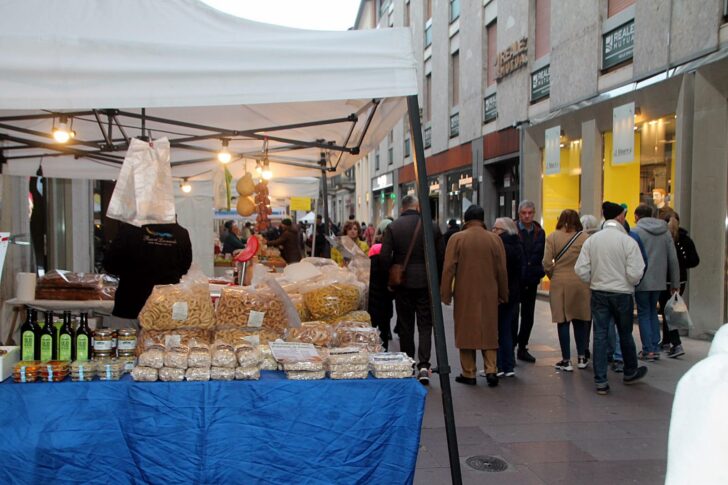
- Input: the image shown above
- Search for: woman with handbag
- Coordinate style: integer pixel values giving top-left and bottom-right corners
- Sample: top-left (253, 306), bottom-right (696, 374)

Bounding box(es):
top-left (543, 209), bottom-right (591, 371)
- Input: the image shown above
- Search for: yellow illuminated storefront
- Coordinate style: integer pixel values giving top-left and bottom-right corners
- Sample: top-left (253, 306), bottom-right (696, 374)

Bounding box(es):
top-left (603, 114), bottom-right (677, 224)
top-left (542, 141), bottom-right (581, 235)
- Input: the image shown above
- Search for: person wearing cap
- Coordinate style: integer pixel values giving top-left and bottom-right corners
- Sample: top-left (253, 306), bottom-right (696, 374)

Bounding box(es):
top-left (268, 218), bottom-right (303, 264)
top-left (575, 201), bottom-right (648, 395)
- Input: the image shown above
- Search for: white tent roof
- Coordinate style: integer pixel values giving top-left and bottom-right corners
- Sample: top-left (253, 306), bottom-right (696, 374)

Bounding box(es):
top-left (0, 0), bottom-right (418, 180)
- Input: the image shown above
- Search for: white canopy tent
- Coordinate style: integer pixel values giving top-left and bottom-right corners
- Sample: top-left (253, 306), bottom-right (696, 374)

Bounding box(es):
top-left (0, 1), bottom-right (463, 480)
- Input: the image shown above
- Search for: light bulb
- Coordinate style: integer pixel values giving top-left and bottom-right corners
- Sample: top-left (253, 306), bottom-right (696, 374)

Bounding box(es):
top-left (181, 180), bottom-right (192, 193)
top-left (262, 169), bottom-right (273, 180)
top-left (217, 148), bottom-right (231, 164)
top-left (255, 164), bottom-right (263, 175)
top-left (53, 124), bottom-right (70, 143)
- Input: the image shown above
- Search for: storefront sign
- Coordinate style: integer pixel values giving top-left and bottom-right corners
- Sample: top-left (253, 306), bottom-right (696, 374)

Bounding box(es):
top-left (531, 65), bottom-right (550, 102)
top-left (612, 102), bottom-right (635, 165)
top-left (372, 173), bottom-right (393, 191)
top-left (290, 197), bottom-right (311, 212)
top-left (429, 182), bottom-right (440, 194)
top-left (603, 20), bottom-right (634, 69)
top-left (483, 94), bottom-right (497, 122)
top-left (458, 176), bottom-right (473, 187)
top-left (544, 125), bottom-right (561, 175)
top-left (496, 37), bottom-right (528, 79)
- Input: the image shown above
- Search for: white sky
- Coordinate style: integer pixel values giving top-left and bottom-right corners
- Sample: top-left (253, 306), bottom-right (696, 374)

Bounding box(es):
top-left (200, 0), bottom-right (361, 31)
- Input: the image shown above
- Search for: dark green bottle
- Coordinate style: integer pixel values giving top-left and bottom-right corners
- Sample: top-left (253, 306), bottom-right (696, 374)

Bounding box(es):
top-left (39, 311), bottom-right (55, 362)
top-left (74, 312), bottom-right (91, 362)
top-left (57, 311), bottom-right (74, 361)
top-left (20, 308), bottom-right (39, 361)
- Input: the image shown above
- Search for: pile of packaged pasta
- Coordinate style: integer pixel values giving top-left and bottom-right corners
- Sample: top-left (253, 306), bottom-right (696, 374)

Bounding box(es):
top-left (13, 358), bottom-right (126, 383)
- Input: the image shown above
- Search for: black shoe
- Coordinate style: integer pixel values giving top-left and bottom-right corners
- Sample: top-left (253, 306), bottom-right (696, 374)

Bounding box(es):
top-left (455, 375), bottom-right (476, 386)
top-left (623, 366), bottom-right (648, 385)
top-left (517, 348), bottom-right (536, 363)
top-left (610, 360), bottom-right (624, 373)
top-left (431, 366), bottom-right (439, 374)
top-left (485, 373), bottom-right (499, 387)
top-left (596, 384), bottom-right (610, 395)
top-left (417, 368), bottom-right (430, 385)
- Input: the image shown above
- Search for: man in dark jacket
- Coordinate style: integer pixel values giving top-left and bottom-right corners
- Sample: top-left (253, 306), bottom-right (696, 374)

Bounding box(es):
top-left (513, 200), bottom-right (545, 363)
top-left (104, 221), bottom-right (193, 327)
top-left (443, 219), bottom-right (460, 247)
top-left (380, 195), bottom-right (445, 384)
top-left (268, 219), bottom-right (303, 264)
top-left (221, 220), bottom-right (245, 255)
top-left (312, 215), bottom-right (331, 258)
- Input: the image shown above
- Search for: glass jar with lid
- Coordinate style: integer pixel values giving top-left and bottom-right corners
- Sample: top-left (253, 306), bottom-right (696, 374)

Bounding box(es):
top-left (93, 328), bottom-right (114, 358)
top-left (116, 328), bottom-right (137, 357)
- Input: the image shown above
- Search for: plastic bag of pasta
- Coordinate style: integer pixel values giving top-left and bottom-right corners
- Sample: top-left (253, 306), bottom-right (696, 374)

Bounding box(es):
top-left (138, 267), bottom-right (214, 330)
top-left (284, 322), bottom-right (336, 347)
top-left (334, 324), bottom-right (383, 353)
top-left (302, 280), bottom-right (363, 321)
top-left (215, 286), bottom-right (288, 332)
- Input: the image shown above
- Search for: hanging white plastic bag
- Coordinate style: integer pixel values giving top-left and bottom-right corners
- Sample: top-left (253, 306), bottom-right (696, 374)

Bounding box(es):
top-left (212, 165), bottom-right (229, 210)
top-left (665, 293), bottom-right (693, 331)
top-left (107, 137), bottom-right (175, 226)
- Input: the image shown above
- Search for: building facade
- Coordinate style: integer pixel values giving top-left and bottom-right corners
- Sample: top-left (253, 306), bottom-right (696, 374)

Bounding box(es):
top-left (355, 0), bottom-right (728, 337)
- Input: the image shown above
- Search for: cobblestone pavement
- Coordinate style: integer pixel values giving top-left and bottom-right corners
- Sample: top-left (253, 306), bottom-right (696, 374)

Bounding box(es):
top-left (390, 297), bottom-right (711, 485)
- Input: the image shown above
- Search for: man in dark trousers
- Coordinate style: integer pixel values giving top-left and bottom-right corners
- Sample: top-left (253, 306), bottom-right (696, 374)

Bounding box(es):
top-left (104, 221), bottom-right (193, 328)
top-left (513, 200), bottom-right (545, 363)
top-left (380, 195), bottom-right (445, 384)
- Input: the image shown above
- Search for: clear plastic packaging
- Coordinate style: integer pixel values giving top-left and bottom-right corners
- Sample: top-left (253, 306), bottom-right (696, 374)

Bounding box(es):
top-left (138, 328), bottom-right (212, 352)
top-left (328, 363), bottom-right (369, 373)
top-left (235, 366), bottom-right (261, 380)
top-left (257, 345), bottom-right (278, 371)
top-left (164, 347), bottom-right (190, 369)
top-left (335, 325), bottom-right (383, 353)
top-left (95, 359), bottom-right (124, 380)
top-left (35, 270), bottom-right (117, 301)
top-left (39, 361), bottom-right (71, 382)
top-left (211, 344), bottom-right (237, 368)
top-left (284, 322), bottom-right (336, 347)
top-left (187, 348), bottom-right (211, 368)
top-left (131, 366), bottom-right (158, 382)
top-left (185, 367), bottom-right (211, 381)
top-left (215, 327), bottom-right (283, 346)
top-left (138, 345), bottom-right (165, 368)
top-left (302, 281), bottom-right (362, 320)
top-left (327, 311), bottom-right (371, 325)
top-left (369, 352), bottom-right (415, 373)
top-left (71, 360), bottom-right (96, 382)
top-left (286, 370), bottom-right (326, 380)
top-left (159, 367), bottom-right (185, 382)
top-left (215, 286), bottom-right (287, 332)
top-left (371, 370), bottom-right (414, 379)
top-left (329, 370), bottom-right (369, 380)
top-left (235, 346), bottom-right (261, 367)
top-left (139, 268), bottom-right (215, 330)
top-left (13, 361), bottom-right (41, 383)
top-left (210, 366), bottom-right (236, 381)
top-left (282, 359), bottom-right (325, 372)
top-left (327, 347), bottom-right (369, 365)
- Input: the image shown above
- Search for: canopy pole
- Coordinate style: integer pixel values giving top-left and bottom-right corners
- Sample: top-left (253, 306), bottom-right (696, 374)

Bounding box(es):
top-left (406, 95), bottom-right (462, 485)
top-left (319, 152), bottom-right (331, 235)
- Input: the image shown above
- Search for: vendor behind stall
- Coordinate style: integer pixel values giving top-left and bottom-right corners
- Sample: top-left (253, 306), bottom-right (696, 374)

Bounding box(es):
top-left (332, 220), bottom-right (369, 266)
top-left (104, 221), bottom-right (192, 328)
top-left (221, 220), bottom-right (246, 254)
top-left (268, 219), bottom-right (303, 264)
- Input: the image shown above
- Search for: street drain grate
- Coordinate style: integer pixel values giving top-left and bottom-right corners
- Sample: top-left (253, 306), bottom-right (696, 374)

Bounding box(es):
top-left (465, 455), bottom-right (508, 472)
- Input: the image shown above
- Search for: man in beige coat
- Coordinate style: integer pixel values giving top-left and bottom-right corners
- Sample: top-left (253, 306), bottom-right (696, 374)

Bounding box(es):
top-left (441, 205), bottom-right (508, 387)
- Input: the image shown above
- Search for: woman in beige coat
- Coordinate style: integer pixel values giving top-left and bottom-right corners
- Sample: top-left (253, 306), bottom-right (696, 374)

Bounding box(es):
top-left (543, 209), bottom-right (591, 372)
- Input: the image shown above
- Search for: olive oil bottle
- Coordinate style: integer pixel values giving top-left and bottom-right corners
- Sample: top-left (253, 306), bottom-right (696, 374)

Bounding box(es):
top-left (39, 311), bottom-right (56, 362)
top-left (57, 311), bottom-right (74, 361)
top-left (74, 312), bottom-right (91, 362)
top-left (20, 308), bottom-right (39, 361)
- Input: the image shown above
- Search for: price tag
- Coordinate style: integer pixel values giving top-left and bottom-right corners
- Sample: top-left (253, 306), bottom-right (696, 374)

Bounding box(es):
top-left (242, 335), bottom-right (260, 347)
top-left (247, 311), bottom-right (265, 328)
top-left (172, 302), bottom-right (189, 321)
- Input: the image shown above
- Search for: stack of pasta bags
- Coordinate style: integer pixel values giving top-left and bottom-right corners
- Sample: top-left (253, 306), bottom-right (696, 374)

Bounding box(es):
top-left (369, 353), bottom-right (416, 379)
top-left (281, 352), bottom-right (326, 381)
top-left (326, 347), bottom-right (369, 379)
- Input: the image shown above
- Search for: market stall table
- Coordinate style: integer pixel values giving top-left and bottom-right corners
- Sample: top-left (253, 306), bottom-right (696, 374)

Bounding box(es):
top-left (0, 371), bottom-right (426, 484)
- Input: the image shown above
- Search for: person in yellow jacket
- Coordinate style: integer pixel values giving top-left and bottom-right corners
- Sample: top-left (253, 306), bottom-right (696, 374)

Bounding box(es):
top-left (332, 220), bottom-right (369, 266)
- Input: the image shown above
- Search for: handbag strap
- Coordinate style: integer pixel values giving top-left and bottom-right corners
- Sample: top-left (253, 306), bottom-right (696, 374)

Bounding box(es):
top-left (402, 219), bottom-right (422, 270)
top-left (554, 231), bottom-right (582, 263)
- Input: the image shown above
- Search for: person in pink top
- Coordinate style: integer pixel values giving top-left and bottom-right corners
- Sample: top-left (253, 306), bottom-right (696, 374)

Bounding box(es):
top-left (364, 223), bottom-right (376, 247)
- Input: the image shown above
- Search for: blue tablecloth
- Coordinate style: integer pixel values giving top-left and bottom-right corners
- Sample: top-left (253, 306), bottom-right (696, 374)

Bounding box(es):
top-left (0, 372), bottom-right (426, 484)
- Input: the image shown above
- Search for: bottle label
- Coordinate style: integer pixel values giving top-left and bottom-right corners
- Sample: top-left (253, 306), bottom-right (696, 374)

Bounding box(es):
top-left (22, 331), bottom-right (35, 360)
top-left (40, 335), bottom-right (53, 361)
top-left (94, 340), bottom-right (113, 351)
top-left (118, 339), bottom-right (137, 351)
top-left (77, 335), bottom-right (89, 361)
top-left (59, 334), bottom-right (72, 361)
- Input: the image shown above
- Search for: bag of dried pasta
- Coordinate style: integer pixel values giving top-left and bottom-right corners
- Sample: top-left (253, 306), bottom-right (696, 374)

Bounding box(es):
top-left (215, 286), bottom-right (288, 332)
top-left (302, 279), bottom-right (363, 321)
top-left (138, 267), bottom-right (214, 330)
top-left (284, 321), bottom-right (335, 347)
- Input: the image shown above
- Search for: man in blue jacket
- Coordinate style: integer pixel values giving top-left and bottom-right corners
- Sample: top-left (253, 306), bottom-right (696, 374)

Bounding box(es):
top-left (513, 200), bottom-right (545, 363)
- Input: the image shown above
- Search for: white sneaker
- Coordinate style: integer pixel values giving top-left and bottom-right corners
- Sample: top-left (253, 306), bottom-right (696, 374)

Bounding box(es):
top-left (577, 357), bottom-right (589, 369)
top-left (496, 371), bottom-right (505, 377)
top-left (504, 371), bottom-right (515, 377)
top-left (555, 360), bottom-right (574, 372)
top-left (417, 368), bottom-right (430, 385)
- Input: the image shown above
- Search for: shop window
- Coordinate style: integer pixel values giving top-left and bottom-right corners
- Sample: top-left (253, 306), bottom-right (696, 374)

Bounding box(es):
top-left (602, 114), bottom-right (676, 225)
top-left (424, 74), bottom-right (432, 122)
top-left (542, 140), bottom-right (582, 236)
top-left (446, 171), bottom-right (473, 224)
top-left (404, 137), bottom-right (411, 158)
top-left (486, 22), bottom-right (497, 86)
top-left (451, 51), bottom-right (459, 108)
top-left (424, 126), bottom-right (432, 149)
top-left (449, 113), bottom-right (459, 138)
top-left (375, 150), bottom-right (380, 171)
top-left (535, 0), bottom-right (551, 60)
top-left (388, 147), bottom-right (393, 165)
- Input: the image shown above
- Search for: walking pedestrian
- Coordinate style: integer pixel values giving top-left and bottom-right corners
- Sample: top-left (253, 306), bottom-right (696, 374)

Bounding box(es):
top-left (513, 200), bottom-right (546, 363)
top-left (492, 217), bottom-right (525, 378)
top-left (380, 195), bottom-right (445, 384)
top-left (632, 204), bottom-right (680, 362)
top-left (443, 219), bottom-right (460, 247)
top-left (575, 201), bottom-right (648, 395)
top-left (367, 219), bottom-right (394, 351)
top-left (658, 212), bottom-right (699, 358)
top-left (543, 209), bottom-right (591, 372)
top-left (441, 205), bottom-right (508, 387)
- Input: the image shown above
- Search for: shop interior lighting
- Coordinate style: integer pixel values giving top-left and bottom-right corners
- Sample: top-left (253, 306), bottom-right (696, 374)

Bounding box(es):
top-left (260, 137), bottom-right (273, 180)
top-left (217, 139), bottom-right (232, 164)
top-left (52, 116), bottom-right (75, 143)
top-left (180, 178), bottom-right (192, 193)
